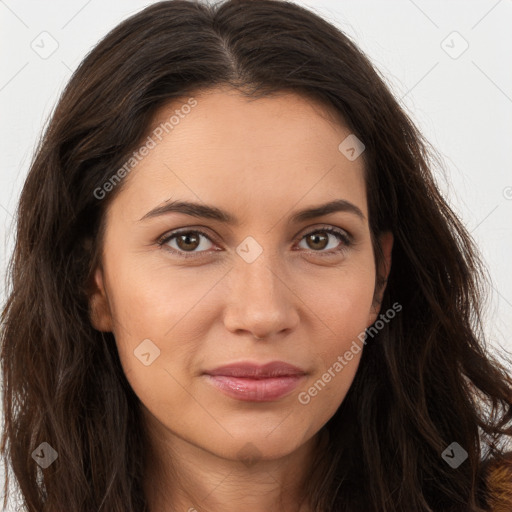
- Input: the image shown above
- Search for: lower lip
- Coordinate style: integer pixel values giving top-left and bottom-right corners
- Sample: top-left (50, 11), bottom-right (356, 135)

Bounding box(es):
top-left (204, 374), bottom-right (305, 402)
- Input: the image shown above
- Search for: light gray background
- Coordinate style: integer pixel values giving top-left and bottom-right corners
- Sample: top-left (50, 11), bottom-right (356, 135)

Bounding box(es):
top-left (1, 0), bottom-right (511, 508)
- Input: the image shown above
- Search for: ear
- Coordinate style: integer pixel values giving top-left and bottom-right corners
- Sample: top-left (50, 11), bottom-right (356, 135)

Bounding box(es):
top-left (368, 231), bottom-right (393, 325)
top-left (88, 266), bottom-right (113, 332)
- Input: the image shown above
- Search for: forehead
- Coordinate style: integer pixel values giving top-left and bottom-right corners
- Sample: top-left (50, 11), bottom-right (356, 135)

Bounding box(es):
top-left (112, 87), bottom-right (368, 224)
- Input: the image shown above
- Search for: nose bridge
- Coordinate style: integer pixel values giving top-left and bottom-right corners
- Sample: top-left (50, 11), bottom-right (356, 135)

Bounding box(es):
top-left (224, 242), bottom-right (298, 337)
top-left (234, 244), bottom-right (283, 303)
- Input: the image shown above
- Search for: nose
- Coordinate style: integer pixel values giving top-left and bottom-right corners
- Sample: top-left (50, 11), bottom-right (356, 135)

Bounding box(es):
top-left (222, 251), bottom-right (299, 341)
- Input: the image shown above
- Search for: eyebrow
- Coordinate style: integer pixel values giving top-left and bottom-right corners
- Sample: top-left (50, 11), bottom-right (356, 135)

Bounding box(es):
top-left (139, 198), bottom-right (365, 224)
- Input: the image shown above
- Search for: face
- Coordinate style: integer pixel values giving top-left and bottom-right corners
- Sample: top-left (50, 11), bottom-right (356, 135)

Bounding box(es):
top-left (89, 87), bottom-right (392, 464)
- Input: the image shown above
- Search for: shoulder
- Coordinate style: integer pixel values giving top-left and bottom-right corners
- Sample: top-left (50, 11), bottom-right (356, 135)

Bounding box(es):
top-left (481, 451), bottom-right (512, 512)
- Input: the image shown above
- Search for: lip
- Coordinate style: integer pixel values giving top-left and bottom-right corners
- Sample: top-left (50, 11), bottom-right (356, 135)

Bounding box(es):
top-left (203, 361), bottom-right (307, 402)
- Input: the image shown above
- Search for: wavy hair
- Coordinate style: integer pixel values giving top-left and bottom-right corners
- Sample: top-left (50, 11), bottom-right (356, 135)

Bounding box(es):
top-left (1, 1), bottom-right (511, 510)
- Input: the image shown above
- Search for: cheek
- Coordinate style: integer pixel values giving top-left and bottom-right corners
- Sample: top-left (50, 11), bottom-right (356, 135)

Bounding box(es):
top-left (296, 259), bottom-right (375, 403)
top-left (105, 253), bottom-right (220, 339)
top-left (102, 254), bottom-right (229, 408)
top-left (294, 292), bottom-right (371, 431)
top-left (302, 256), bottom-right (377, 341)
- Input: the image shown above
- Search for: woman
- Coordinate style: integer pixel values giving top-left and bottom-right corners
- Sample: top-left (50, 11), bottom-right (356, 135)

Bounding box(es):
top-left (1, 1), bottom-right (511, 511)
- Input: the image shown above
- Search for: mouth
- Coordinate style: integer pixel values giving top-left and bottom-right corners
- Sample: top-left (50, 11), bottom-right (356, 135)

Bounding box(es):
top-left (203, 361), bottom-right (307, 402)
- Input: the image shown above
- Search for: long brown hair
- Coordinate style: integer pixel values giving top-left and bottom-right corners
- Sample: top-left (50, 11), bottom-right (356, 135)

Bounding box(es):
top-left (1, 1), bottom-right (511, 510)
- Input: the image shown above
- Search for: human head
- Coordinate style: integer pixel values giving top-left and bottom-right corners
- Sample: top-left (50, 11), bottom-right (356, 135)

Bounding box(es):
top-left (2, 1), bottom-right (510, 511)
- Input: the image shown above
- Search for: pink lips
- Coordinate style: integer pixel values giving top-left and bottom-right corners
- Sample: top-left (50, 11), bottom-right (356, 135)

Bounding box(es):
top-left (203, 361), bottom-right (307, 402)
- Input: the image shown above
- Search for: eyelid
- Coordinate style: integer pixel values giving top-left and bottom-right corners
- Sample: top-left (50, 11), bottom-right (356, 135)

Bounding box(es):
top-left (157, 224), bottom-right (353, 258)
top-left (156, 226), bottom-right (218, 247)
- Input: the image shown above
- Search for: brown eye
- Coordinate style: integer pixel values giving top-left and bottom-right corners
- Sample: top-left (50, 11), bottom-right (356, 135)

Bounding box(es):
top-left (159, 230), bottom-right (215, 257)
top-left (297, 227), bottom-right (351, 255)
top-left (158, 226), bottom-right (352, 259)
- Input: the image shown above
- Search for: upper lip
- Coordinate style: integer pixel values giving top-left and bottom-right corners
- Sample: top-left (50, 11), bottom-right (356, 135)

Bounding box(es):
top-left (204, 361), bottom-right (306, 378)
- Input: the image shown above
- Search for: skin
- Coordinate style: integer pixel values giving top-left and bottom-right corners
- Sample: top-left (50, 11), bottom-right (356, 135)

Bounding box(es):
top-left (89, 86), bottom-right (393, 512)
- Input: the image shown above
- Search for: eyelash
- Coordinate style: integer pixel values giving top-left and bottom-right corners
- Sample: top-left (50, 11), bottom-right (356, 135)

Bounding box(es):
top-left (157, 226), bottom-right (352, 259)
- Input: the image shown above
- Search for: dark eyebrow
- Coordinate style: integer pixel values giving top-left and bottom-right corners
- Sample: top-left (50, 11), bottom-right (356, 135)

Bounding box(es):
top-left (290, 199), bottom-right (365, 223)
top-left (139, 199), bottom-right (365, 224)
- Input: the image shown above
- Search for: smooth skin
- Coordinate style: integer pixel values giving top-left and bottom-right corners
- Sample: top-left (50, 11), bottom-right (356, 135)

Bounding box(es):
top-left (89, 86), bottom-right (393, 512)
